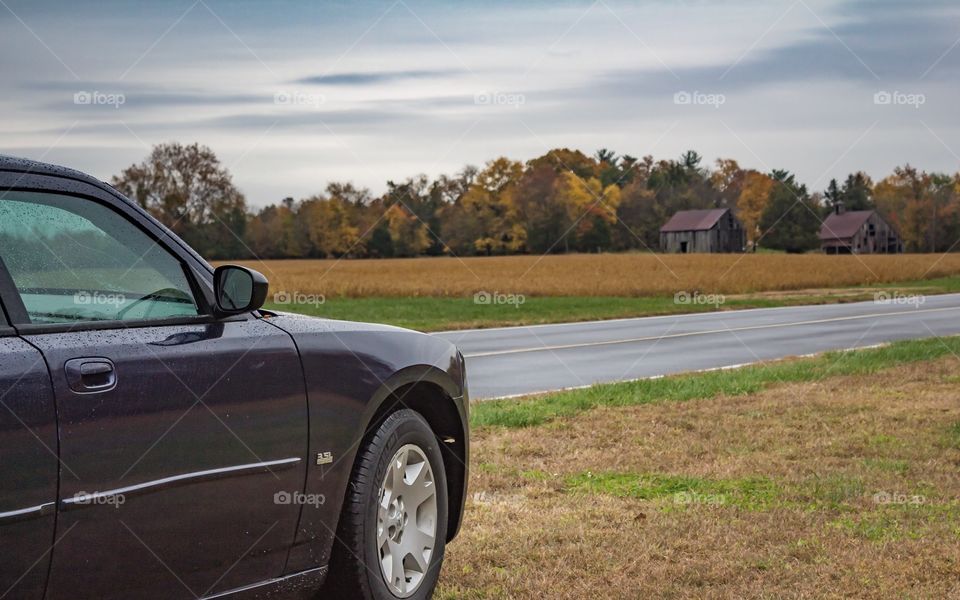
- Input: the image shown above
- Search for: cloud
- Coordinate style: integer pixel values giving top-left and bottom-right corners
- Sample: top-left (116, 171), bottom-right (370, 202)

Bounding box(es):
top-left (295, 69), bottom-right (462, 86)
top-left (583, 0), bottom-right (960, 102)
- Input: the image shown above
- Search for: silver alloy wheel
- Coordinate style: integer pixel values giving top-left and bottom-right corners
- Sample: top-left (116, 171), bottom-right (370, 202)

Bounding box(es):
top-left (377, 443), bottom-right (438, 598)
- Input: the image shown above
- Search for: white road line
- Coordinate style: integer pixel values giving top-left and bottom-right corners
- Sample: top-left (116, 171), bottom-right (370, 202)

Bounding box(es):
top-left (463, 305), bottom-right (959, 358)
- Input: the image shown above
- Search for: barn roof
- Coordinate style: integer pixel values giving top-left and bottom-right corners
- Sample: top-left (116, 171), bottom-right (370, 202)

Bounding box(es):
top-left (660, 209), bottom-right (730, 233)
top-left (819, 210), bottom-right (875, 240)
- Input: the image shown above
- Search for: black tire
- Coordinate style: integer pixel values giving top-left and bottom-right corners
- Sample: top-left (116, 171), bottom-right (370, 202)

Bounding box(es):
top-left (324, 409), bottom-right (448, 600)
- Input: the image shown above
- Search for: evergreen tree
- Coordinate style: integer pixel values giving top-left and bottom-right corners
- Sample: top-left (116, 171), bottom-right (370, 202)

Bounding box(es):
top-left (759, 171), bottom-right (820, 253)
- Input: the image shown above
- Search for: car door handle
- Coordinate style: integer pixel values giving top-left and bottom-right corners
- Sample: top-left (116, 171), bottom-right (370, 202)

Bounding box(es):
top-left (65, 358), bottom-right (117, 393)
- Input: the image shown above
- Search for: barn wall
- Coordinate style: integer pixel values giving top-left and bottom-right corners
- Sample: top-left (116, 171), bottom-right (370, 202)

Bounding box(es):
top-left (660, 225), bottom-right (745, 253)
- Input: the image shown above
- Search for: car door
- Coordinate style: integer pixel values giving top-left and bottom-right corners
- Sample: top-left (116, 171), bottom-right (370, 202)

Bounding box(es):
top-left (0, 183), bottom-right (309, 599)
top-left (0, 304), bottom-right (58, 599)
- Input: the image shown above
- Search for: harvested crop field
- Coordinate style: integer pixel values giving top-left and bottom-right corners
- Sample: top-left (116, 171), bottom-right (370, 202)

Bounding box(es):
top-left (231, 254), bottom-right (960, 298)
top-left (437, 354), bottom-right (960, 598)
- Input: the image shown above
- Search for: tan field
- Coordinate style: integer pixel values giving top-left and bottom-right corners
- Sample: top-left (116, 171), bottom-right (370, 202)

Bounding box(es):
top-left (228, 254), bottom-right (960, 298)
top-left (437, 358), bottom-right (960, 598)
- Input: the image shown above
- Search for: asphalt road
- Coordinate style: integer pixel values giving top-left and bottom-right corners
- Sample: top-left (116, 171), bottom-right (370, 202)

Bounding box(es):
top-left (433, 293), bottom-right (960, 400)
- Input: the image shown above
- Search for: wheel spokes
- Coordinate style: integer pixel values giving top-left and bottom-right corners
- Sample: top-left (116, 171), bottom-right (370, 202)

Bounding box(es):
top-left (376, 443), bottom-right (438, 597)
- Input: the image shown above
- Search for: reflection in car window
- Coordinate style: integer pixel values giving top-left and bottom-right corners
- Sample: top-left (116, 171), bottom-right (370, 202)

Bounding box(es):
top-left (0, 191), bottom-right (201, 324)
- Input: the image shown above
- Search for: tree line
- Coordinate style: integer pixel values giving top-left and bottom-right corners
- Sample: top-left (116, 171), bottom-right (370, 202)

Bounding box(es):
top-left (111, 142), bottom-right (960, 259)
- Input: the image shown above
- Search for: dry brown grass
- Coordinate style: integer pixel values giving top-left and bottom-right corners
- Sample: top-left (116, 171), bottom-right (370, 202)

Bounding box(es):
top-left (231, 254), bottom-right (960, 298)
top-left (437, 358), bottom-right (960, 599)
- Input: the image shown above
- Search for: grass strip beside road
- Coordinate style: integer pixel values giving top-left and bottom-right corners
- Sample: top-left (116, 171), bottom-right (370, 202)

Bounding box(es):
top-left (471, 335), bottom-right (960, 429)
top-left (266, 275), bottom-right (960, 332)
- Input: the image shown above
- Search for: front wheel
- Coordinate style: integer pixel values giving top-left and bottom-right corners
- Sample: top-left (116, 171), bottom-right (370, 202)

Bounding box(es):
top-left (326, 409), bottom-right (448, 599)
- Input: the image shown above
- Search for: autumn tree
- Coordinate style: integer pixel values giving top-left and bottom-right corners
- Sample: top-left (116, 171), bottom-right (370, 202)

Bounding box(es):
top-left (299, 183), bottom-right (370, 258)
top-left (527, 148), bottom-right (598, 180)
top-left (439, 158), bottom-right (525, 255)
top-left (385, 204), bottom-right (430, 257)
top-left (112, 142), bottom-right (247, 258)
top-left (246, 198), bottom-right (307, 258)
top-left (874, 166), bottom-right (960, 252)
top-left (737, 171), bottom-right (775, 249)
top-left (512, 164), bottom-right (566, 253)
top-left (381, 175), bottom-right (446, 255)
top-left (712, 158), bottom-right (746, 209)
top-left (553, 172), bottom-right (621, 252)
top-left (614, 179), bottom-right (660, 250)
top-left (874, 165), bottom-right (930, 251)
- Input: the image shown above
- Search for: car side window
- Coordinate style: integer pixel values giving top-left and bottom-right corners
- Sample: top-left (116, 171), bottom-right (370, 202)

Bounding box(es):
top-left (0, 191), bottom-right (202, 325)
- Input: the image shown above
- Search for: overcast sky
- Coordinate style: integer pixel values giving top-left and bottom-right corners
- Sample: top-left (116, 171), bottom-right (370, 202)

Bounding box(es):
top-left (2, 0), bottom-right (958, 205)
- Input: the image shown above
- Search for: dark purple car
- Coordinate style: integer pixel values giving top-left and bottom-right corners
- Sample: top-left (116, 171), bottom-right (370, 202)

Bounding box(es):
top-left (0, 156), bottom-right (468, 600)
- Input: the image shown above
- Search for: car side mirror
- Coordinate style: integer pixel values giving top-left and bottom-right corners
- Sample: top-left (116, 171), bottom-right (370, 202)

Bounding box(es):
top-left (213, 265), bottom-right (268, 316)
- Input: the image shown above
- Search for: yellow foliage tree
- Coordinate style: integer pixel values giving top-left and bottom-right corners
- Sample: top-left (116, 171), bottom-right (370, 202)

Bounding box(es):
top-left (300, 196), bottom-right (363, 257)
top-left (385, 204), bottom-right (431, 257)
top-left (737, 171), bottom-right (775, 248)
top-left (554, 172), bottom-right (621, 251)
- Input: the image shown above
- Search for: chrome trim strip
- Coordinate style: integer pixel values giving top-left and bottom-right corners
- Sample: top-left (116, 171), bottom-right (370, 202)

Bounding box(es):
top-left (201, 565), bottom-right (328, 599)
top-left (0, 501), bottom-right (55, 522)
top-left (61, 457), bottom-right (302, 508)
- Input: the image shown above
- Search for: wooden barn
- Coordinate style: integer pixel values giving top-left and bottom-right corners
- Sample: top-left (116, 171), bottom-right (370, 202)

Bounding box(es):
top-left (660, 208), bottom-right (745, 253)
top-left (820, 206), bottom-right (902, 254)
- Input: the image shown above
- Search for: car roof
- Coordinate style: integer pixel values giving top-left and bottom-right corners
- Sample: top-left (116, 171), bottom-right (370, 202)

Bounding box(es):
top-left (0, 154), bottom-right (109, 188)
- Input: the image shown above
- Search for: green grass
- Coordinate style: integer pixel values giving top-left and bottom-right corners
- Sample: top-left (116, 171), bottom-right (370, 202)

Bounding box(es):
top-left (799, 474), bottom-right (866, 509)
top-left (471, 335), bottom-right (960, 429)
top-left (945, 421), bottom-right (960, 450)
top-left (861, 458), bottom-right (910, 475)
top-left (564, 471), bottom-right (779, 509)
top-left (265, 295), bottom-right (789, 331)
top-left (832, 502), bottom-right (960, 542)
top-left (267, 274), bottom-right (960, 332)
